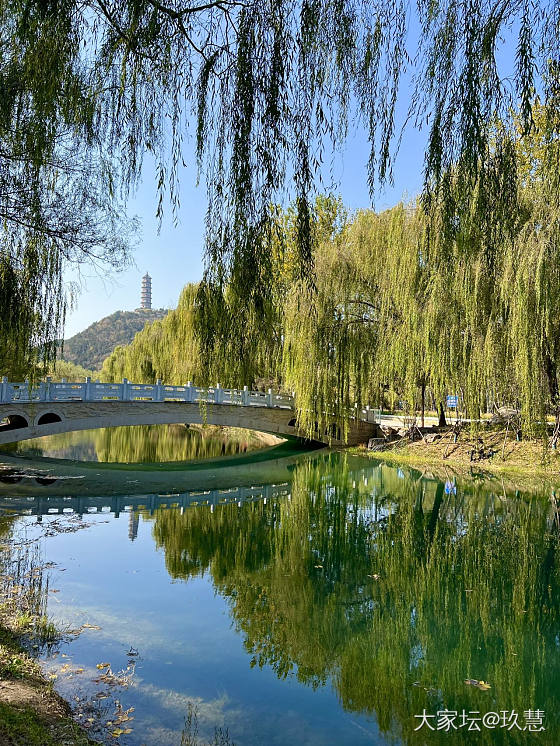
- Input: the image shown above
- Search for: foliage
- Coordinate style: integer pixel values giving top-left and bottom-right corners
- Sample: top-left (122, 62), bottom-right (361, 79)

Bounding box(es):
top-left (62, 308), bottom-right (168, 372)
top-left (2, 0), bottom-right (560, 380)
top-left (100, 141), bottom-right (560, 440)
top-left (101, 287), bottom-right (199, 383)
top-left (0, 0), bottom-right (137, 375)
top-left (48, 360), bottom-right (95, 381)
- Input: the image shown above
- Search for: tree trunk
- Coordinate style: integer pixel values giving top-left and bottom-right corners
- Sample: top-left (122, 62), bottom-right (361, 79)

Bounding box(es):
top-left (438, 402), bottom-right (447, 427)
top-left (544, 346), bottom-right (560, 446)
top-left (421, 381), bottom-right (426, 429)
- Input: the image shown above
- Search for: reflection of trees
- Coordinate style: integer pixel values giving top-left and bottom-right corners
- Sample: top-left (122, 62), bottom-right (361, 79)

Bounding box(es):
top-left (16, 424), bottom-right (267, 463)
top-left (152, 455), bottom-right (560, 743)
top-left (95, 425), bottom-right (260, 463)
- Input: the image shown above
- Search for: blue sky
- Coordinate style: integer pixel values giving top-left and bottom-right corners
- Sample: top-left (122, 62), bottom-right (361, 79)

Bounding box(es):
top-left (64, 91), bottom-right (428, 338)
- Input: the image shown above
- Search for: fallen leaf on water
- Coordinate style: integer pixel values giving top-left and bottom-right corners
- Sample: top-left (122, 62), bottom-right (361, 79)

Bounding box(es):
top-left (314, 564), bottom-right (323, 568)
top-left (465, 678), bottom-right (491, 690)
top-left (60, 663), bottom-right (71, 673)
top-left (75, 668), bottom-right (84, 673)
top-left (81, 623), bottom-right (101, 630)
top-left (369, 574), bottom-right (381, 580)
top-left (96, 662), bottom-right (111, 669)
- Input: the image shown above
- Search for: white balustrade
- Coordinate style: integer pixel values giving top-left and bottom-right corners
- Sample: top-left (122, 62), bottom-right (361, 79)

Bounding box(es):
top-left (0, 378), bottom-right (296, 410)
top-left (0, 377), bottom-right (377, 426)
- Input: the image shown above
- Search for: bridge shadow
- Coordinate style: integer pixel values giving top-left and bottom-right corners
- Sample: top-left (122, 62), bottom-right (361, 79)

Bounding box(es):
top-left (0, 441), bottom-right (328, 501)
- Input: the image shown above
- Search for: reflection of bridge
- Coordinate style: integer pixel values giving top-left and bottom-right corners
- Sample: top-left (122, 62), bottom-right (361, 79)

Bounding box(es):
top-left (0, 483), bottom-right (292, 519)
top-left (0, 378), bottom-right (378, 446)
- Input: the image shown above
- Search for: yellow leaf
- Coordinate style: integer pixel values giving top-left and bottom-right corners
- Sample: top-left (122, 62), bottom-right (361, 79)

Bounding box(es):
top-left (465, 678), bottom-right (491, 690)
top-left (96, 662), bottom-right (110, 669)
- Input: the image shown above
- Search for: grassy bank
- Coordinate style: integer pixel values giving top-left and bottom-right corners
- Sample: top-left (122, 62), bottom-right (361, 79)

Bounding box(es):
top-left (0, 519), bottom-right (96, 746)
top-left (351, 429), bottom-right (560, 490)
top-left (0, 620), bottom-right (96, 746)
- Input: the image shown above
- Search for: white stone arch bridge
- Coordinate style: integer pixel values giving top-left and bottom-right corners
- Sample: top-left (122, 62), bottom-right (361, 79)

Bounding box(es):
top-left (0, 378), bottom-right (378, 447)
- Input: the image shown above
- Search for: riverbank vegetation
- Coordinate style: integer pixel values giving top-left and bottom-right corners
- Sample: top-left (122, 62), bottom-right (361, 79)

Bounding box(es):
top-left (0, 519), bottom-right (95, 746)
top-left (353, 434), bottom-right (560, 488)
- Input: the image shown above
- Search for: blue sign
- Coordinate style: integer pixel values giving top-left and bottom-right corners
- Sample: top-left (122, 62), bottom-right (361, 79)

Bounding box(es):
top-left (444, 480), bottom-right (457, 495)
top-left (446, 395), bottom-right (458, 408)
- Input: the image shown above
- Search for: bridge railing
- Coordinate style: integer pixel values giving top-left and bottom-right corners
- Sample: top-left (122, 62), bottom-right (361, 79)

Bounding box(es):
top-left (0, 378), bottom-right (382, 427)
top-left (0, 377), bottom-right (295, 410)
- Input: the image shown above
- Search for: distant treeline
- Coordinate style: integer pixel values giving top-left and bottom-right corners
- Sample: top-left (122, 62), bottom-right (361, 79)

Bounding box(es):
top-left (61, 309), bottom-right (168, 371)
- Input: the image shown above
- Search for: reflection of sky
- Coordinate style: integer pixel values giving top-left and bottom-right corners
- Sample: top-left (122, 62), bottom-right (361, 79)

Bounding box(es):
top-left (18, 511), bottom-right (385, 746)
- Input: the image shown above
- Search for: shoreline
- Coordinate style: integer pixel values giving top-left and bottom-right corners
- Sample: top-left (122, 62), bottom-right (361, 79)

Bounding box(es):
top-left (349, 434), bottom-right (560, 492)
top-left (0, 602), bottom-right (96, 746)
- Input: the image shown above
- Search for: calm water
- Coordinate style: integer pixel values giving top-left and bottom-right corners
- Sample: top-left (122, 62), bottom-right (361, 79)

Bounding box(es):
top-left (5, 424), bottom-right (277, 463)
top-left (0, 435), bottom-right (559, 745)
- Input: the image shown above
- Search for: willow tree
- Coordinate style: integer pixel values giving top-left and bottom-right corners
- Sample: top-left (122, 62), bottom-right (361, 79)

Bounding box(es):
top-left (101, 281), bottom-right (282, 385)
top-left (0, 1), bottom-right (135, 375)
top-left (2, 0), bottom-right (559, 378)
top-left (101, 284), bottom-right (202, 383)
top-left (500, 91), bottom-right (560, 438)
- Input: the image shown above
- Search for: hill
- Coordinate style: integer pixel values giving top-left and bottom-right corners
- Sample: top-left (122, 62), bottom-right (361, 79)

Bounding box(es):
top-left (61, 309), bottom-right (168, 371)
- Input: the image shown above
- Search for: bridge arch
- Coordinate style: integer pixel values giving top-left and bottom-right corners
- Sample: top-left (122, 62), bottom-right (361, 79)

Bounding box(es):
top-left (0, 413), bottom-right (29, 432)
top-left (36, 411), bottom-right (63, 426)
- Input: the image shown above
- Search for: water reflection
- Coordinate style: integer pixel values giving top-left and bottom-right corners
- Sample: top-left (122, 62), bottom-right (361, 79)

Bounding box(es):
top-left (4, 424), bottom-right (279, 463)
top-left (149, 455), bottom-right (560, 743)
top-left (0, 454), bottom-right (558, 744)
